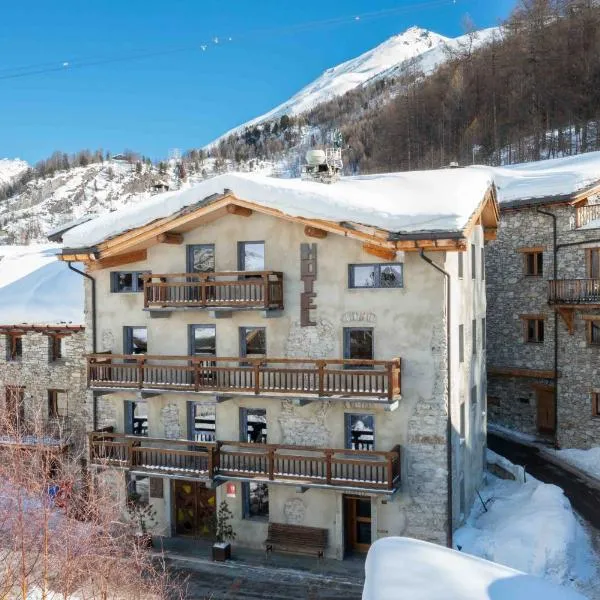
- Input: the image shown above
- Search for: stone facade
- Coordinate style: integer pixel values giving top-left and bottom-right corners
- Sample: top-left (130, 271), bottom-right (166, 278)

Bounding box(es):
top-left (0, 329), bottom-right (88, 452)
top-left (486, 201), bottom-right (600, 448)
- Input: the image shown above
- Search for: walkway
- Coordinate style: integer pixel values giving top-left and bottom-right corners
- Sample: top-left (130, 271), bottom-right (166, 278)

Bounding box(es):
top-left (488, 432), bottom-right (600, 530)
top-left (156, 536), bottom-right (364, 600)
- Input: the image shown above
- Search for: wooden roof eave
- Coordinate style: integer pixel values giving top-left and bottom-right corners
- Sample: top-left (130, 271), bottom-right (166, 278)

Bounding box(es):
top-left (462, 186), bottom-right (499, 241)
top-left (570, 181), bottom-right (600, 206)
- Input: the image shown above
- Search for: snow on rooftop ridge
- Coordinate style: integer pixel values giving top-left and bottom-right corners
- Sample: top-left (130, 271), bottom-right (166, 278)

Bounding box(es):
top-left (0, 245), bottom-right (84, 326)
top-left (488, 150), bottom-right (600, 203)
top-left (362, 537), bottom-right (586, 600)
top-left (61, 168), bottom-right (495, 249)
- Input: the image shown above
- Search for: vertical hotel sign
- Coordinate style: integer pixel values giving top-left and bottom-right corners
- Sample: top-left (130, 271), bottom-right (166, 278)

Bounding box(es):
top-left (300, 243), bottom-right (317, 327)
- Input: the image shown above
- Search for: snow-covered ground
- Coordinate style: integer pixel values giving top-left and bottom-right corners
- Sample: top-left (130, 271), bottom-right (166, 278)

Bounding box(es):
top-left (0, 158), bottom-right (29, 188)
top-left (548, 447), bottom-right (600, 481)
top-left (455, 451), bottom-right (600, 598)
top-left (362, 537), bottom-right (586, 600)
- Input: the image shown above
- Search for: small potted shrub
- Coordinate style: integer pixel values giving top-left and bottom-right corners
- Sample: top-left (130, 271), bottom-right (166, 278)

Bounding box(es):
top-left (127, 491), bottom-right (157, 548)
top-left (211, 500), bottom-right (236, 561)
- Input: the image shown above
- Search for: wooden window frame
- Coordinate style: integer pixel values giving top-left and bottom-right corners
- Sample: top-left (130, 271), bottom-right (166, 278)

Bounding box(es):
top-left (586, 248), bottom-right (600, 278)
top-left (6, 334), bottom-right (22, 361)
top-left (592, 391), bottom-right (600, 418)
top-left (348, 263), bottom-right (404, 289)
top-left (48, 389), bottom-right (67, 419)
top-left (110, 271), bottom-right (150, 293)
top-left (521, 315), bottom-right (545, 344)
top-left (586, 318), bottom-right (600, 346)
top-left (49, 335), bottom-right (64, 362)
top-left (518, 247), bottom-right (544, 277)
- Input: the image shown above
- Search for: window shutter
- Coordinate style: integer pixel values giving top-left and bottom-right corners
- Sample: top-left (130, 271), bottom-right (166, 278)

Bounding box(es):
top-left (187, 402), bottom-right (195, 441)
top-left (344, 413), bottom-right (352, 449)
top-left (239, 408), bottom-right (248, 442)
top-left (124, 401), bottom-right (134, 434)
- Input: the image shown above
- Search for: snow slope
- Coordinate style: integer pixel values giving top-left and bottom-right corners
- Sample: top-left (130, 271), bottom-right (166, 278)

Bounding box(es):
top-left (62, 168), bottom-right (495, 248)
top-left (0, 158), bottom-right (29, 188)
top-left (210, 26), bottom-right (499, 145)
top-left (549, 447), bottom-right (600, 481)
top-left (362, 537), bottom-right (585, 600)
top-left (0, 245), bottom-right (84, 325)
top-left (455, 451), bottom-right (599, 597)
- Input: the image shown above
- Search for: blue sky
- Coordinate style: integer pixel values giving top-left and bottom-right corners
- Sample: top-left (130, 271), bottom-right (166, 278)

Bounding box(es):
top-left (0, 0), bottom-right (515, 163)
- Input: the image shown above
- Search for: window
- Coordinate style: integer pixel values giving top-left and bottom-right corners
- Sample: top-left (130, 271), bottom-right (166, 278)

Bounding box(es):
top-left (348, 263), bottom-right (403, 288)
top-left (188, 403), bottom-right (215, 442)
top-left (125, 400), bottom-right (148, 436)
top-left (481, 247), bottom-right (485, 280)
top-left (243, 481), bottom-right (269, 519)
top-left (523, 251), bottom-right (543, 276)
top-left (128, 474), bottom-right (150, 505)
top-left (588, 320), bottom-right (600, 346)
top-left (48, 390), bottom-right (68, 418)
top-left (472, 319), bottom-right (477, 356)
top-left (470, 386), bottom-right (477, 415)
top-left (471, 244), bottom-right (476, 280)
top-left (240, 408), bottom-right (267, 444)
top-left (123, 327), bottom-right (147, 355)
top-left (110, 271), bottom-right (149, 293)
top-left (186, 244), bottom-right (215, 273)
top-left (523, 317), bottom-right (544, 343)
top-left (458, 325), bottom-right (464, 363)
top-left (458, 252), bottom-right (464, 279)
top-left (593, 392), bottom-right (600, 417)
top-left (5, 386), bottom-right (24, 428)
top-left (459, 402), bottom-right (465, 438)
top-left (240, 327), bottom-right (266, 360)
top-left (6, 334), bottom-right (22, 361)
top-left (49, 335), bottom-right (64, 362)
top-left (345, 413), bottom-right (374, 450)
top-left (586, 248), bottom-right (600, 278)
top-left (189, 325), bottom-right (216, 356)
top-left (238, 241), bottom-right (265, 271)
top-left (344, 328), bottom-right (374, 367)
top-left (482, 318), bottom-right (486, 351)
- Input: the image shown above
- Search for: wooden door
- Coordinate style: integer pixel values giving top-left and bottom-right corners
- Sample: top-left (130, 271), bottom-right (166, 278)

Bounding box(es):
top-left (173, 480), bottom-right (216, 537)
top-left (536, 388), bottom-right (556, 434)
top-left (344, 496), bottom-right (372, 554)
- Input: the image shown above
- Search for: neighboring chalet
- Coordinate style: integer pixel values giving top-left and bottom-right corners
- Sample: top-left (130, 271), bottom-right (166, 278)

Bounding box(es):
top-left (58, 168), bottom-right (498, 558)
top-left (0, 245), bottom-right (87, 453)
top-left (486, 152), bottom-right (600, 449)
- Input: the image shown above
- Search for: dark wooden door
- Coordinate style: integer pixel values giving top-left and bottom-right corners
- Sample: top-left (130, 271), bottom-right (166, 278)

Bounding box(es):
top-left (173, 480), bottom-right (216, 537)
top-left (344, 496), bottom-right (372, 554)
top-left (536, 388), bottom-right (556, 434)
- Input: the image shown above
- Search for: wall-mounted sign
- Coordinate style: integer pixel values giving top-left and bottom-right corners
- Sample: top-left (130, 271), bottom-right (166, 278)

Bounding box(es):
top-left (300, 243), bottom-right (317, 327)
top-left (341, 311), bottom-right (377, 323)
top-left (226, 483), bottom-right (236, 498)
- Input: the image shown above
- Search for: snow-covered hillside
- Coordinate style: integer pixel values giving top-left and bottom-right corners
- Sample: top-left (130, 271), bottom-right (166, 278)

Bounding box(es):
top-left (210, 25), bottom-right (499, 145)
top-left (0, 158), bottom-right (29, 188)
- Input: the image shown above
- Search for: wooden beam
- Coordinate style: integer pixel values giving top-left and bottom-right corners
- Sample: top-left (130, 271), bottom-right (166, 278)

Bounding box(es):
top-left (557, 307), bottom-right (575, 335)
top-left (226, 204), bottom-right (252, 217)
top-left (87, 249), bottom-right (147, 271)
top-left (483, 228), bottom-right (497, 241)
top-left (488, 367), bottom-right (556, 379)
top-left (304, 225), bottom-right (328, 239)
top-left (395, 238), bottom-right (467, 252)
top-left (363, 243), bottom-right (396, 261)
top-left (58, 253), bottom-right (95, 262)
top-left (156, 232), bottom-right (183, 245)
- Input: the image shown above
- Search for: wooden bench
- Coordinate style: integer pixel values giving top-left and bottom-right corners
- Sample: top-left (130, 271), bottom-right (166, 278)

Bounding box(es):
top-left (265, 523), bottom-right (328, 558)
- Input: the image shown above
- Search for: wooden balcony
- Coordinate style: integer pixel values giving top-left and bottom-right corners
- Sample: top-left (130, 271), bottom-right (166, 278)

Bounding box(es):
top-left (576, 204), bottom-right (600, 228)
top-left (548, 279), bottom-right (600, 305)
top-left (0, 418), bottom-right (72, 451)
top-left (87, 355), bottom-right (402, 402)
top-left (88, 433), bottom-right (402, 492)
top-left (143, 272), bottom-right (284, 311)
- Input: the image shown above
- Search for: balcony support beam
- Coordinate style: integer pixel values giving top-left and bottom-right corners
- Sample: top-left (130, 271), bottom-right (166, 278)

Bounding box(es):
top-left (557, 307), bottom-right (575, 335)
top-left (226, 204), bottom-right (253, 217)
top-left (156, 232), bottom-right (184, 245)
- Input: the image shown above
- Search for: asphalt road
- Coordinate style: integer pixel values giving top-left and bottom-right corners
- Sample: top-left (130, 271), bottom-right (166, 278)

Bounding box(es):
top-left (488, 432), bottom-right (600, 530)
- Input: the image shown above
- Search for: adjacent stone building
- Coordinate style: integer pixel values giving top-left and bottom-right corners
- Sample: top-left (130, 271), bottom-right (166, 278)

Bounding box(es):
top-left (486, 153), bottom-right (600, 449)
top-left (0, 245), bottom-right (87, 452)
top-left (59, 168), bottom-right (497, 557)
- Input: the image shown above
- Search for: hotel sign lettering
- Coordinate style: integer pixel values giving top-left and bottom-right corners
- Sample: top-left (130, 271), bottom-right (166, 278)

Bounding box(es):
top-left (300, 243), bottom-right (317, 327)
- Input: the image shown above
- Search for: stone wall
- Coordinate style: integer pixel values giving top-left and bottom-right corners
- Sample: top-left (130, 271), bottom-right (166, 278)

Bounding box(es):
top-left (486, 201), bottom-right (600, 448)
top-left (0, 330), bottom-right (88, 451)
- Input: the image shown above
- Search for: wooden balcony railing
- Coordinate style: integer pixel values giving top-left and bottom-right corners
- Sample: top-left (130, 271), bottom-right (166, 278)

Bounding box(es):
top-left (548, 279), bottom-right (600, 304)
top-left (143, 272), bottom-right (284, 310)
top-left (87, 355), bottom-right (402, 401)
top-left (576, 204), bottom-right (600, 228)
top-left (0, 417), bottom-right (72, 449)
top-left (88, 433), bottom-right (402, 491)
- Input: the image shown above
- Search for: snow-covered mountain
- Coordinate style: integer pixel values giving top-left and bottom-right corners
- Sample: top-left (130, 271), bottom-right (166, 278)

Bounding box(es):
top-left (0, 158), bottom-right (29, 188)
top-left (211, 25), bottom-right (499, 145)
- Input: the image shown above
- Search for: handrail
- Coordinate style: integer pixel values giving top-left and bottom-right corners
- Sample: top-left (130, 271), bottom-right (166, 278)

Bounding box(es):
top-left (144, 271), bottom-right (283, 280)
top-left (548, 278), bottom-right (600, 304)
top-left (576, 204), bottom-right (600, 228)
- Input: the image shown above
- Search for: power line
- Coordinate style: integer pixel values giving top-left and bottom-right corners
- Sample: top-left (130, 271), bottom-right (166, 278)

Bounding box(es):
top-left (0, 0), bottom-right (466, 81)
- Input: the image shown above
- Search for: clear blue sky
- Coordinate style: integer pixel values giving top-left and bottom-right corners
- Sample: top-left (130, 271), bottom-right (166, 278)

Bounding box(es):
top-left (0, 0), bottom-right (516, 163)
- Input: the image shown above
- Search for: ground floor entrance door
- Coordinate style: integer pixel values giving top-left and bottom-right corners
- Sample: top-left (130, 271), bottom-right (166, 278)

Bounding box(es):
top-left (536, 386), bottom-right (556, 434)
top-left (173, 480), bottom-right (216, 537)
top-left (344, 495), bottom-right (372, 554)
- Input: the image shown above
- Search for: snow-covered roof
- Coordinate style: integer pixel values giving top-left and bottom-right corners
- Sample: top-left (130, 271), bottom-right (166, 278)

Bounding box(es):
top-left (362, 537), bottom-right (585, 600)
top-left (47, 214), bottom-right (97, 243)
top-left (489, 151), bottom-right (600, 205)
top-left (62, 168), bottom-right (495, 248)
top-left (0, 245), bottom-right (84, 326)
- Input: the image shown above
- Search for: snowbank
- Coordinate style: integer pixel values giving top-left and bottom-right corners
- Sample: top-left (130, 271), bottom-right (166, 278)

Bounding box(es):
top-left (62, 168), bottom-right (495, 248)
top-left (549, 446), bottom-right (600, 481)
top-left (362, 537), bottom-right (585, 600)
top-left (455, 473), bottom-right (599, 596)
top-left (0, 245), bottom-right (84, 325)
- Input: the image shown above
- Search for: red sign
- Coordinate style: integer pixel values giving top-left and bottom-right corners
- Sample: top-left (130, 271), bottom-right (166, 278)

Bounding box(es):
top-left (226, 483), bottom-right (236, 498)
